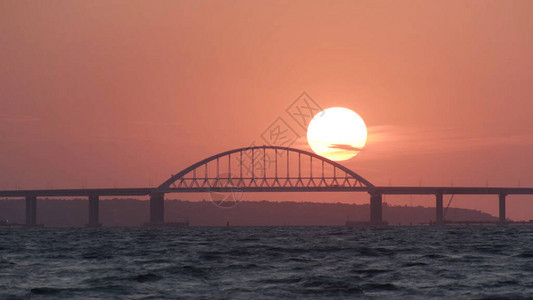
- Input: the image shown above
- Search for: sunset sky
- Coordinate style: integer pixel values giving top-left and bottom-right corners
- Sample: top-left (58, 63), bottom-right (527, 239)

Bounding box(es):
top-left (1, 1), bottom-right (532, 220)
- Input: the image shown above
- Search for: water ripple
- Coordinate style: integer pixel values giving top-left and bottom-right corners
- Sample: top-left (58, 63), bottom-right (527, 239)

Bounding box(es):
top-left (0, 226), bottom-right (532, 299)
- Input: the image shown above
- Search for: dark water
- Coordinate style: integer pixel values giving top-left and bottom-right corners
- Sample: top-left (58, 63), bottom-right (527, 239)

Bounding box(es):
top-left (1, 226), bottom-right (532, 299)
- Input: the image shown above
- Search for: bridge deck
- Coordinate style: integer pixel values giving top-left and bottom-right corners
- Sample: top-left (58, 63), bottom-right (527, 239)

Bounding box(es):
top-left (0, 186), bottom-right (532, 197)
top-left (376, 187), bottom-right (533, 195)
top-left (0, 188), bottom-right (154, 198)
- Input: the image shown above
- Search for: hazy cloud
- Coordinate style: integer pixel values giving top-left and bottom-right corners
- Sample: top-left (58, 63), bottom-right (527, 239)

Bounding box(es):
top-left (363, 125), bottom-right (533, 159)
top-left (328, 144), bottom-right (362, 152)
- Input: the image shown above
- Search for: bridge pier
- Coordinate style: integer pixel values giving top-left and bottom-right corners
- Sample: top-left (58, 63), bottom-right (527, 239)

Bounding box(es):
top-left (149, 193), bottom-right (165, 225)
top-left (25, 195), bottom-right (37, 227)
top-left (370, 192), bottom-right (384, 225)
top-left (87, 195), bottom-right (101, 227)
top-left (435, 192), bottom-right (444, 225)
top-left (499, 194), bottom-right (506, 225)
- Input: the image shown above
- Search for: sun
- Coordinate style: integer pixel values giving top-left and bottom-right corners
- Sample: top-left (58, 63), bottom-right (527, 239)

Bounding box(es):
top-left (307, 107), bottom-right (367, 161)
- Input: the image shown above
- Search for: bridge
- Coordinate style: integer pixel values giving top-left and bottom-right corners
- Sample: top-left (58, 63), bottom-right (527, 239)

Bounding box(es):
top-left (1, 146), bottom-right (532, 227)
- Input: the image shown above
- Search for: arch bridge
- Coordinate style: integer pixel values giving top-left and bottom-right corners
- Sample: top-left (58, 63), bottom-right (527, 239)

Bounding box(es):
top-left (1, 146), bottom-right (532, 227)
top-left (148, 146), bottom-right (379, 225)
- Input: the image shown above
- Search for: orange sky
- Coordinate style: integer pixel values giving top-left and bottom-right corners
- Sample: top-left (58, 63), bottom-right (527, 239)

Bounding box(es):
top-left (1, 1), bottom-right (532, 220)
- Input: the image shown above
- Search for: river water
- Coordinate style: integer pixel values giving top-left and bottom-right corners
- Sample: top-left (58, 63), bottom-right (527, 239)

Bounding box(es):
top-left (1, 226), bottom-right (532, 299)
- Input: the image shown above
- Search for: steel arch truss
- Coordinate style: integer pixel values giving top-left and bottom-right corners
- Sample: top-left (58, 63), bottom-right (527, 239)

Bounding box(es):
top-left (156, 146), bottom-right (374, 193)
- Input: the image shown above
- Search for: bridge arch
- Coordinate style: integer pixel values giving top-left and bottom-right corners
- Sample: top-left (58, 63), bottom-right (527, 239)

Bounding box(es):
top-left (156, 145), bottom-right (374, 192)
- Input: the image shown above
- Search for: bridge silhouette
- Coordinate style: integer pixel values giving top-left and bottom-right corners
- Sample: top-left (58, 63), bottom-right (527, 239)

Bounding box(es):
top-left (1, 146), bottom-right (532, 227)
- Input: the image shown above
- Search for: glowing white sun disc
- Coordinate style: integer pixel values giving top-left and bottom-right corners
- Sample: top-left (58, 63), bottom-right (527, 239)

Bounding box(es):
top-left (307, 107), bottom-right (367, 161)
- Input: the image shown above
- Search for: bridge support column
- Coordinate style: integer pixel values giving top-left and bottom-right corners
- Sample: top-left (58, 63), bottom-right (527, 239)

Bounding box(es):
top-left (149, 193), bottom-right (165, 226)
top-left (499, 194), bottom-right (506, 225)
top-left (87, 195), bottom-right (101, 227)
top-left (25, 196), bottom-right (37, 227)
top-left (370, 192), bottom-right (383, 225)
top-left (435, 193), bottom-right (444, 225)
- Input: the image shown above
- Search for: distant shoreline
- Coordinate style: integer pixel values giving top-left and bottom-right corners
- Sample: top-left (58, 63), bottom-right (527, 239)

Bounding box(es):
top-left (0, 198), bottom-right (505, 227)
